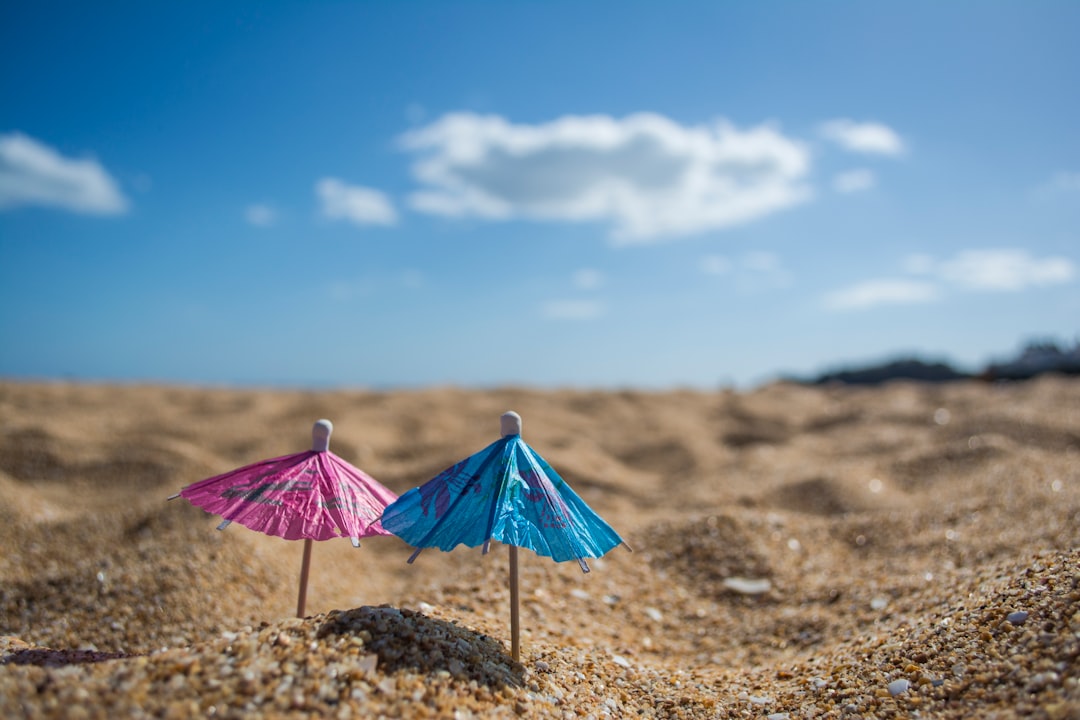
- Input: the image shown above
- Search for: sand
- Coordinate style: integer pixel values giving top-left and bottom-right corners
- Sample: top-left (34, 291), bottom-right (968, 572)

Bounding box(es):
top-left (1, 377), bottom-right (1077, 718)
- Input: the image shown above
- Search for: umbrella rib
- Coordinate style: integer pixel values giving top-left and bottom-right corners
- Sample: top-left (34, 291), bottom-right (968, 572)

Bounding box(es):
top-left (481, 439), bottom-right (515, 552)
top-left (524, 444), bottom-right (588, 562)
top-left (527, 444), bottom-right (628, 567)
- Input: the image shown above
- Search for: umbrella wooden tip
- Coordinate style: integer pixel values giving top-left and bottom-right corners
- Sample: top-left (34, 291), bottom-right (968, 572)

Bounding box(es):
top-left (500, 411), bottom-right (522, 437)
top-left (312, 419), bottom-right (333, 452)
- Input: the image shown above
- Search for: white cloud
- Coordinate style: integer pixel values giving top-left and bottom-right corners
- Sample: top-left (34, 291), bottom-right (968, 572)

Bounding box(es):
top-left (820, 119), bottom-right (905, 156)
top-left (701, 251), bottom-right (790, 290)
top-left (0, 132), bottom-right (129, 214)
top-left (742, 251), bottom-right (781, 273)
top-left (934, 249), bottom-right (1075, 291)
top-left (400, 112), bottom-right (812, 243)
top-left (1032, 170), bottom-right (1080, 200)
top-left (573, 269), bottom-right (604, 290)
top-left (1047, 171), bottom-right (1080, 192)
top-left (245, 203), bottom-right (278, 227)
top-left (823, 279), bottom-right (939, 311)
top-left (540, 299), bottom-right (606, 320)
top-left (833, 168), bottom-right (877, 193)
top-left (824, 248), bottom-right (1075, 312)
top-left (700, 255), bottom-right (732, 275)
top-left (741, 251), bottom-right (791, 290)
top-left (316, 178), bottom-right (398, 227)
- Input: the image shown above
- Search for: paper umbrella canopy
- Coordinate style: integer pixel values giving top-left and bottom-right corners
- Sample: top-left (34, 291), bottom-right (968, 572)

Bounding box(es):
top-left (381, 411), bottom-right (628, 571)
top-left (169, 419), bottom-right (398, 616)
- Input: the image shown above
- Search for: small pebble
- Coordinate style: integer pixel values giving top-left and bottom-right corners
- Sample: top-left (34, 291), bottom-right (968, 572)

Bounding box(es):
top-left (722, 577), bottom-right (772, 595)
top-left (887, 679), bottom-right (910, 696)
top-left (1006, 611), bottom-right (1029, 625)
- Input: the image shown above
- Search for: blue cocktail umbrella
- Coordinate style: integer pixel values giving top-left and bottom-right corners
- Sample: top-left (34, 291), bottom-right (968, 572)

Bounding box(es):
top-left (381, 411), bottom-right (631, 660)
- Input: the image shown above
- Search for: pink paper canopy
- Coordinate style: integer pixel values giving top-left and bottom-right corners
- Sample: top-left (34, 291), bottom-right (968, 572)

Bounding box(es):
top-left (178, 449), bottom-right (397, 544)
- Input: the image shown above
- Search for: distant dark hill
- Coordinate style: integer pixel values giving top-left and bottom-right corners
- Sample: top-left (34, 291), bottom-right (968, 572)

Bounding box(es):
top-left (792, 339), bottom-right (1080, 387)
top-left (800, 358), bottom-right (972, 386)
top-left (981, 340), bottom-right (1080, 381)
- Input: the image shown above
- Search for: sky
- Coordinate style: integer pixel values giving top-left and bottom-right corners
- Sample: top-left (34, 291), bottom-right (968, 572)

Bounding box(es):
top-left (1, 1), bottom-right (1078, 390)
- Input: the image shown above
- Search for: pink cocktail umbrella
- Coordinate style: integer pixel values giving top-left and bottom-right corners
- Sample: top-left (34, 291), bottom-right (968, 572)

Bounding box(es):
top-left (169, 419), bottom-right (398, 617)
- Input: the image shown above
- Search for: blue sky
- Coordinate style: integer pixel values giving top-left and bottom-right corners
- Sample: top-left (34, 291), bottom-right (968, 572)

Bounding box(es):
top-left (1, 2), bottom-right (1078, 389)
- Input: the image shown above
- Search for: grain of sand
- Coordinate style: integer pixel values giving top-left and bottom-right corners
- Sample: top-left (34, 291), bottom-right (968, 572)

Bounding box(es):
top-left (1, 378), bottom-right (1078, 718)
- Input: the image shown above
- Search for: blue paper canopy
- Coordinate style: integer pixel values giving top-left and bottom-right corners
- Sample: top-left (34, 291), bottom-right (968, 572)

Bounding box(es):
top-left (381, 412), bottom-right (626, 572)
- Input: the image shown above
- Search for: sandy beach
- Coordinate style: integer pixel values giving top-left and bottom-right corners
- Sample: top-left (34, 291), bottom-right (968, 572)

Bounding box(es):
top-left (1, 377), bottom-right (1077, 718)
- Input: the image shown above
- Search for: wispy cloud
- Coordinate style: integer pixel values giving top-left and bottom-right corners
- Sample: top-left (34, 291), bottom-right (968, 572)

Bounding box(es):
top-left (316, 177), bottom-right (398, 227)
top-left (742, 251), bottom-right (783, 274)
top-left (933, 249), bottom-right (1075, 290)
top-left (573, 268), bottom-right (605, 290)
top-left (0, 132), bottom-right (129, 214)
top-left (700, 255), bottom-right (733, 276)
top-left (1047, 171), bottom-right (1080, 192)
top-left (701, 251), bottom-right (791, 290)
top-left (400, 112), bottom-right (812, 243)
top-left (823, 279), bottom-right (939, 311)
top-left (540, 270), bottom-right (607, 321)
top-left (820, 119), bottom-right (905, 156)
top-left (832, 168), bottom-right (877, 193)
top-left (245, 203), bottom-right (278, 227)
top-left (1032, 170), bottom-right (1080, 200)
top-left (824, 248), bottom-right (1076, 311)
top-left (327, 269), bottom-right (424, 302)
top-left (540, 299), bottom-right (606, 320)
